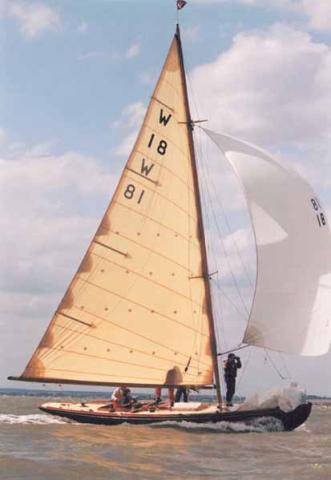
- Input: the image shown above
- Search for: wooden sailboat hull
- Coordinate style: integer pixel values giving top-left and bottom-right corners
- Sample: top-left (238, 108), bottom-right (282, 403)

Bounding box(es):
top-left (39, 401), bottom-right (312, 431)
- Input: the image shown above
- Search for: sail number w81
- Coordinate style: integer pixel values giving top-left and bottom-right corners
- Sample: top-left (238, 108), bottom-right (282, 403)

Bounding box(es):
top-left (124, 184), bottom-right (145, 204)
top-left (122, 108), bottom-right (170, 205)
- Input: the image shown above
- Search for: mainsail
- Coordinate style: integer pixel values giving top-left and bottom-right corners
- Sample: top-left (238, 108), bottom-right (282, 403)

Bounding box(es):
top-left (204, 129), bottom-right (331, 356)
top-left (16, 32), bottom-right (216, 387)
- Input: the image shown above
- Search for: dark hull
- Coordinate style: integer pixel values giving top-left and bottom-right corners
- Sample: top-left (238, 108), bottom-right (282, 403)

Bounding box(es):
top-left (40, 402), bottom-right (312, 431)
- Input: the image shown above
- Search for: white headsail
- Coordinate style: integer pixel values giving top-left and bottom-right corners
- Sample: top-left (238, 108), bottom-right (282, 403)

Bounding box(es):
top-left (204, 128), bottom-right (331, 356)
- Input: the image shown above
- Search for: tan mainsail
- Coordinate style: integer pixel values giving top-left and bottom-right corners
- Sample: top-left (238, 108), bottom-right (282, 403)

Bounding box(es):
top-left (20, 34), bottom-right (214, 387)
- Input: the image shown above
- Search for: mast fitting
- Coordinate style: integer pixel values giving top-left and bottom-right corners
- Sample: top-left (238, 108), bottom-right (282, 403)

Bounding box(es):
top-left (189, 270), bottom-right (218, 280)
top-left (178, 119), bottom-right (208, 131)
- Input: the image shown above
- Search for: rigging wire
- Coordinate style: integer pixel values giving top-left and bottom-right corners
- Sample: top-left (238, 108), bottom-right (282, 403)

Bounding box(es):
top-left (187, 75), bottom-right (253, 317)
top-left (264, 349), bottom-right (289, 381)
top-left (277, 352), bottom-right (292, 381)
top-left (236, 347), bottom-right (252, 392)
top-left (186, 61), bottom-right (250, 365)
top-left (202, 151), bottom-right (255, 289)
top-left (198, 150), bottom-right (252, 315)
top-left (183, 48), bottom-right (258, 394)
top-left (181, 39), bottom-right (296, 398)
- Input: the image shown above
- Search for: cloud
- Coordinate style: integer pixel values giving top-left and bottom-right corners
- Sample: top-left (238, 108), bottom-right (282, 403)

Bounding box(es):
top-left (0, 136), bottom-right (121, 381)
top-left (301, 0), bottom-right (331, 32)
top-left (189, 23), bottom-right (331, 339)
top-left (113, 130), bottom-right (138, 157)
top-left (78, 42), bottom-right (141, 62)
top-left (3, 0), bottom-right (61, 38)
top-left (0, 141), bottom-right (116, 299)
top-left (0, 128), bottom-right (6, 146)
top-left (182, 25), bottom-right (201, 43)
top-left (112, 101), bottom-right (146, 129)
top-left (191, 25), bottom-right (331, 148)
top-left (0, 150), bottom-right (114, 196)
top-left (125, 42), bottom-right (141, 59)
top-left (112, 101), bottom-right (146, 156)
top-left (192, 0), bottom-right (331, 32)
top-left (77, 20), bottom-right (88, 34)
top-left (78, 51), bottom-right (111, 61)
top-left (190, 0), bottom-right (296, 8)
top-left (138, 70), bottom-right (158, 86)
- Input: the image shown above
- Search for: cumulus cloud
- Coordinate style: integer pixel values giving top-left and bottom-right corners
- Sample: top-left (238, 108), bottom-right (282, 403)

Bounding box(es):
top-left (114, 131), bottom-right (139, 157)
top-left (189, 23), bottom-right (331, 339)
top-left (78, 51), bottom-right (110, 61)
top-left (125, 42), bottom-right (141, 59)
top-left (192, 0), bottom-right (331, 32)
top-left (302, 0), bottom-right (331, 32)
top-left (0, 150), bottom-right (114, 196)
top-left (78, 42), bottom-right (141, 62)
top-left (112, 101), bottom-right (146, 130)
top-left (191, 0), bottom-right (296, 8)
top-left (77, 20), bottom-right (88, 34)
top-left (0, 128), bottom-right (6, 146)
top-left (0, 142), bottom-right (116, 299)
top-left (0, 137), bottom-right (121, 380)
top-left (182, 25), bottom-right (201, 43)
top-left (191, 25), bottom-right (331, 148)
top-left (113, 101), bottom-right (146, 156)
top-left (3, 0), bottom-right (61, 38)
top-left (138, 70), bottom-right (158, 86)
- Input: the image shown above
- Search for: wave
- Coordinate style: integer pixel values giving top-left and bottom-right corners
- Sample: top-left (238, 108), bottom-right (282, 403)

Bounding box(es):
top-left (150, 416), bottom-right (284, 433)
top-left (0, 414), bottom-right (68, 425)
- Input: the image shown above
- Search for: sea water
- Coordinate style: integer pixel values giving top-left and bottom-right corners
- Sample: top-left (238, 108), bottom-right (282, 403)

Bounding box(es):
top-left (0, 391), bottom-right (330, 480)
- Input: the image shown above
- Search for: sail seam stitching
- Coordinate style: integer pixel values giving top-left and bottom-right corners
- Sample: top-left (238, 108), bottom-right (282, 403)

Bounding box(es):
top-left (151, 96), bottom-right (175, 112)
top-left (48, 322), bottom-right (211, 369)
top-left (91, 251), bottom-right (204, 307)
top-left (134, 149), bottom-right (195, 192)
top-left (74, 280), bottom-right (209, 337)
top-left (122, 172), bottom-right (198, 221)
top-left (113, 201), bottom-right (199, 246)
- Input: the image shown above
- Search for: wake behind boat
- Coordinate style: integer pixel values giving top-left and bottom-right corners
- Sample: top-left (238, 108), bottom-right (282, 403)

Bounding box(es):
top-left (8, 4), bottom-right (331, 431)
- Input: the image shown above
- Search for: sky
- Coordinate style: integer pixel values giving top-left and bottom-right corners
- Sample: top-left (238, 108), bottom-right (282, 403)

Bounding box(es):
top-left (1, 0), bottom-right (331, 397)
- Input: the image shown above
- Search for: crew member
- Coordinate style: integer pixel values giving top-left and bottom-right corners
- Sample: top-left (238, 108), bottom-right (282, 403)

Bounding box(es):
top-left (154, 386), bottom-right (175, 406)
top-left (223, 353), bottom-right (241, 406)
top-left (175, 386), bottom-right (189, 403)
top-left (111, 386), bottom-right (133, 408)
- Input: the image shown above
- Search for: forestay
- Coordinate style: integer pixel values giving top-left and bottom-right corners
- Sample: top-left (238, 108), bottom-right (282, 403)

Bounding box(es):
top-left (19, 36), bottom-right (215, 387)
top-left (204, 129), bottom-right (331, 356)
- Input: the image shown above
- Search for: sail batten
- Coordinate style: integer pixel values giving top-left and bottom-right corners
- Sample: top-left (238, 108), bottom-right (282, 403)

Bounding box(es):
top-left (204, 128), bottom-right (331, 356)
top-left (17, 32), bottom-right (215, 387)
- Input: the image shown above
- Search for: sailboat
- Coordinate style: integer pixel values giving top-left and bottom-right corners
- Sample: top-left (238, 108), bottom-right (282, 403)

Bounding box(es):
top-left (9, 20), bottom-right (331, 431)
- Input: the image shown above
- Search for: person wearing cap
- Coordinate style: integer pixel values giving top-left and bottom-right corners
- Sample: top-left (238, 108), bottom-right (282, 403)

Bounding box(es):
top-left (223, 353), bottom-right (241, 406)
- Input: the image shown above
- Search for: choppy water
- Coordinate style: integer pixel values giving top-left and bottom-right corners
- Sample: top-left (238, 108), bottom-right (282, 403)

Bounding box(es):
top-left (0, 393), bottom-right (330, 480)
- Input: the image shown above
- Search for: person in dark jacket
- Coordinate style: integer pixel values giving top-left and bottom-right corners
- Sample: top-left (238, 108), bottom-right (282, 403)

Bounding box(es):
top-left (223, 353), bottom-right (241, 406)
top-left (175, 386), bottom-right (189, 403)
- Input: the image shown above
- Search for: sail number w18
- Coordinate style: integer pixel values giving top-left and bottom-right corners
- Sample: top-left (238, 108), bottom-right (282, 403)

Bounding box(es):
top-left (311, 197), bottom-right (327, 228)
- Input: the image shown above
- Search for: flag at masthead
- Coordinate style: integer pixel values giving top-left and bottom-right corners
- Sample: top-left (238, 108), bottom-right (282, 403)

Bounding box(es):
top-left (177, 1), bottom-right (187, 10)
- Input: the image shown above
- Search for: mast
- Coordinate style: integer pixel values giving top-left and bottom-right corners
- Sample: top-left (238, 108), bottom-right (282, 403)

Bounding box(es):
top-left (175, 24), bottom-right (222, 407)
